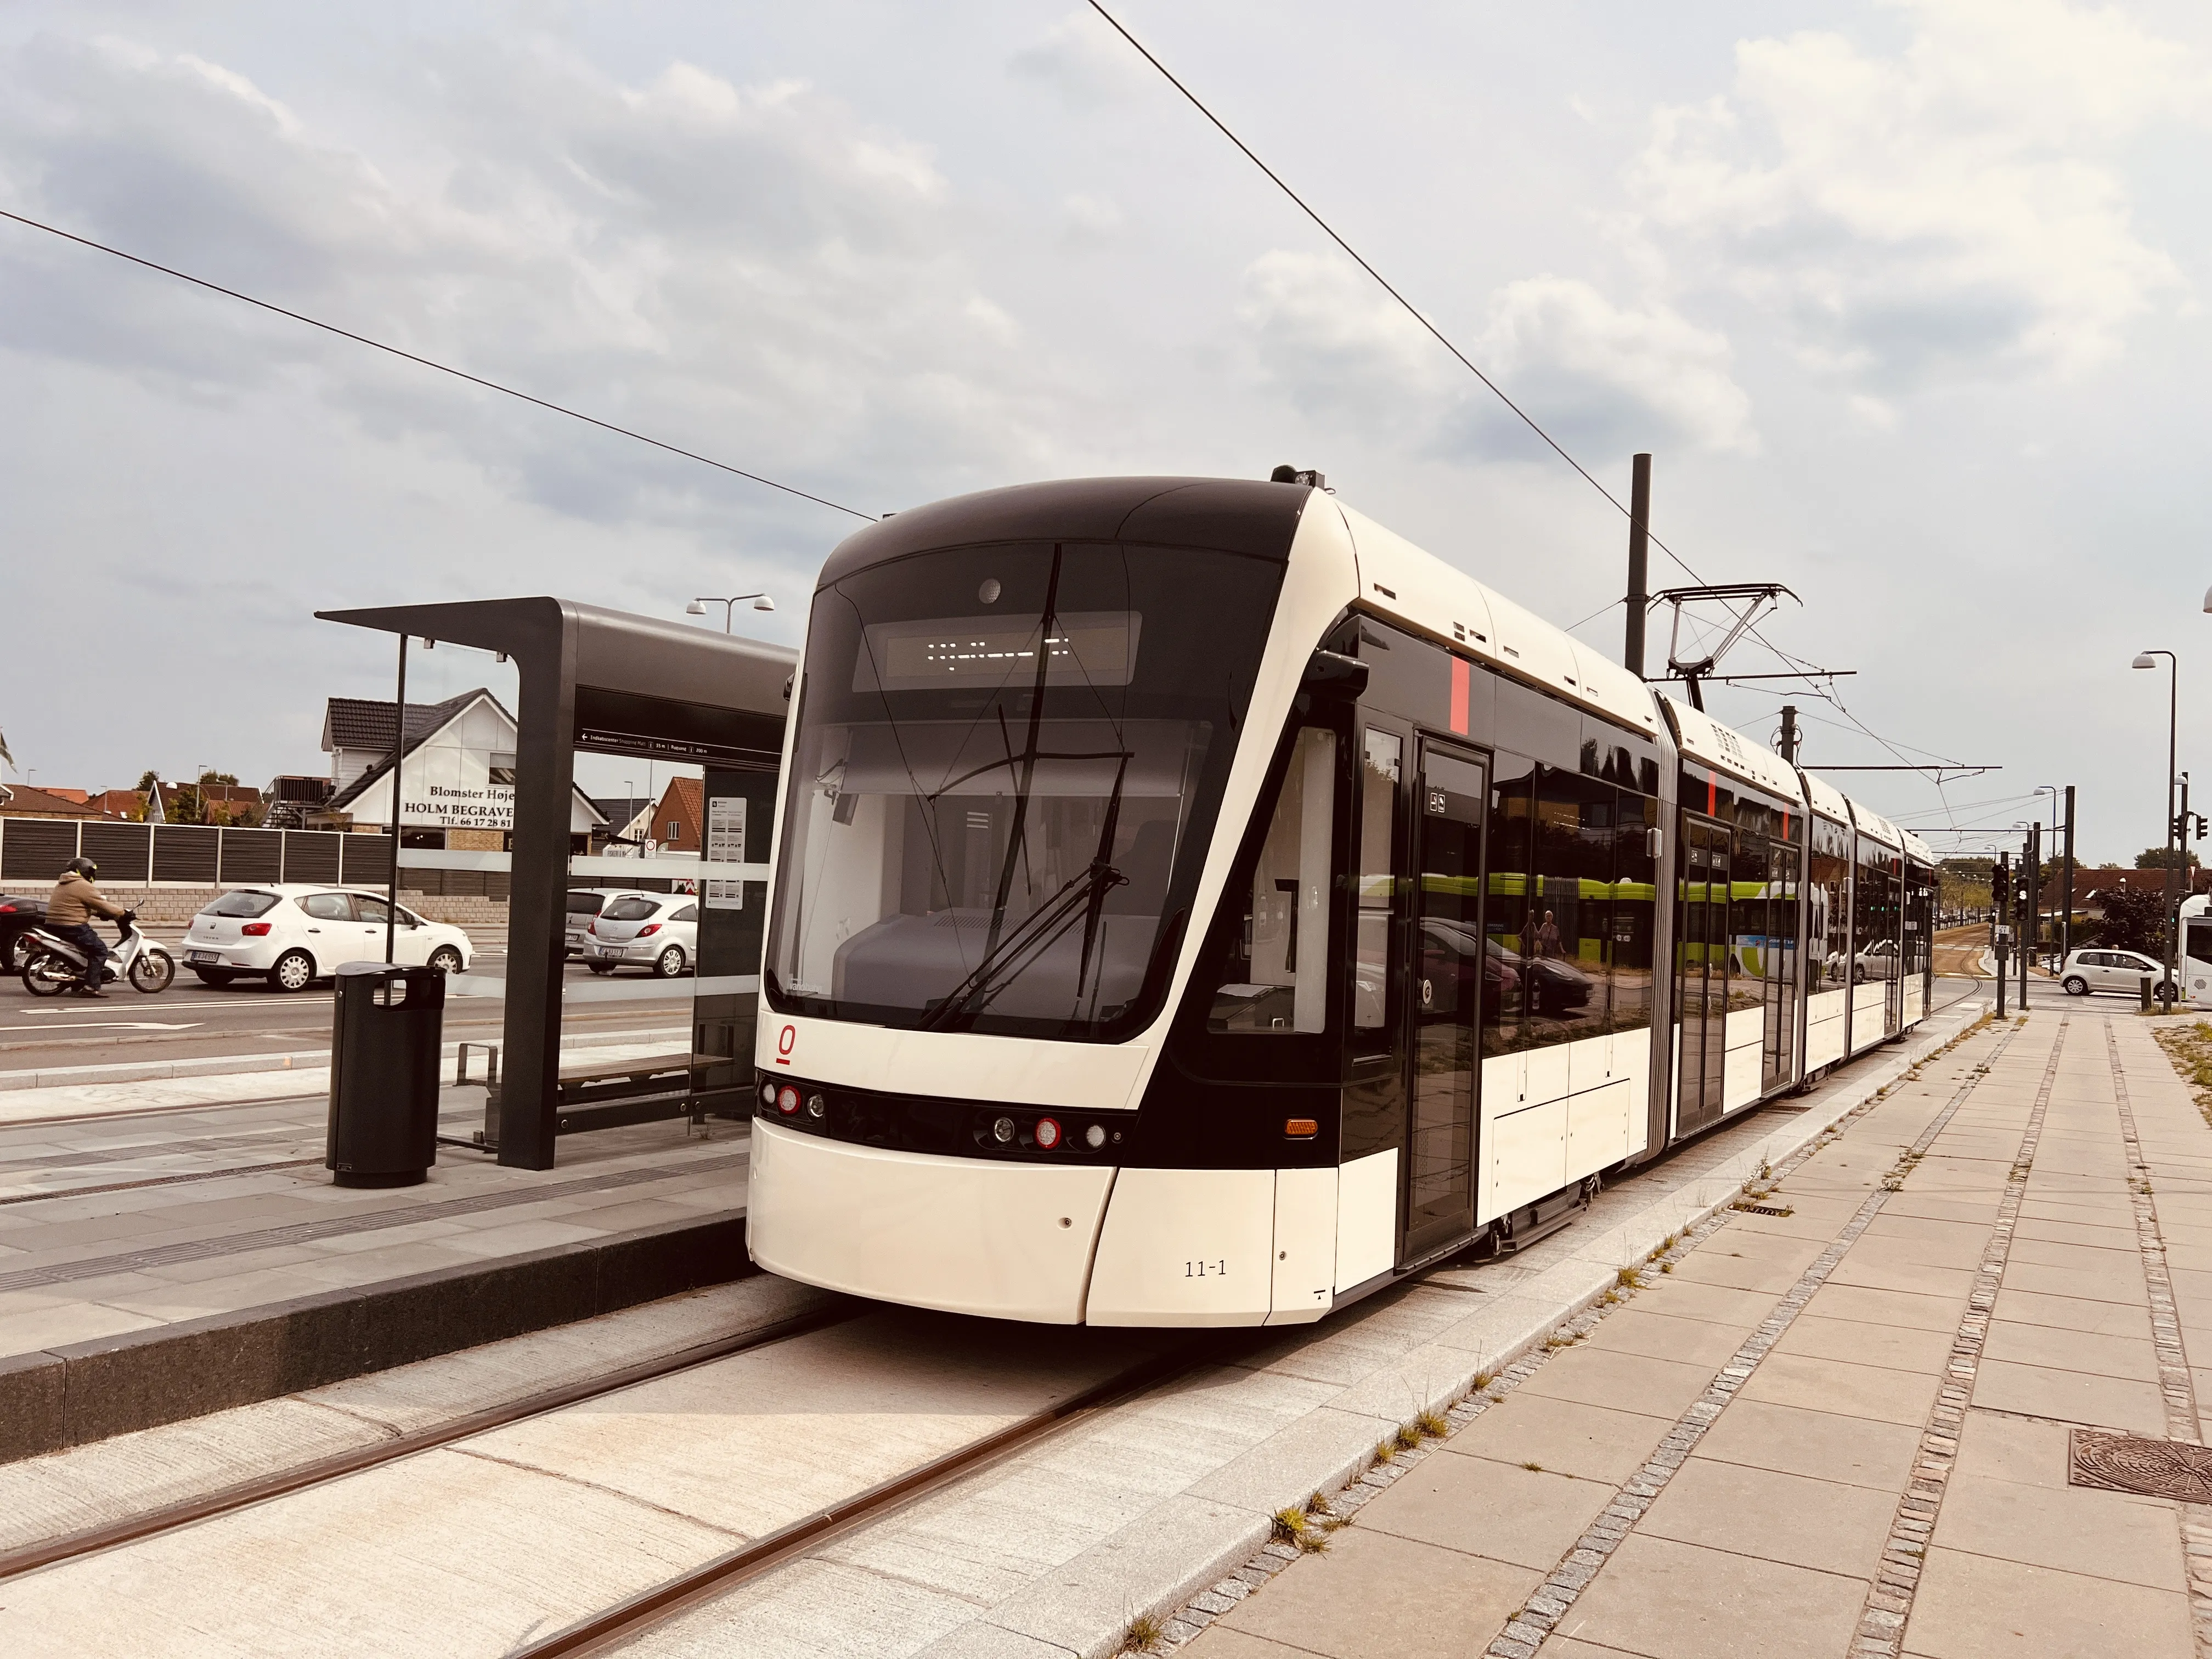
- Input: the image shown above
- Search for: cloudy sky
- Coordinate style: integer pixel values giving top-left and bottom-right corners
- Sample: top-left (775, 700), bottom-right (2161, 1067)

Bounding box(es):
top-left (2, 1), bottom-right (2208, 862)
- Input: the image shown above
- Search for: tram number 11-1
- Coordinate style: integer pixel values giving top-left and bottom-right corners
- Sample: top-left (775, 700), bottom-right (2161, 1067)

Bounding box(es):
top-left (1184, 1260), bottom-right (1228, 1278)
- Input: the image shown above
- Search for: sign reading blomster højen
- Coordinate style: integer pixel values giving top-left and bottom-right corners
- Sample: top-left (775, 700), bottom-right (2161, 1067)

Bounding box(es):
top-left (402, 783), bottom-right (517, 830)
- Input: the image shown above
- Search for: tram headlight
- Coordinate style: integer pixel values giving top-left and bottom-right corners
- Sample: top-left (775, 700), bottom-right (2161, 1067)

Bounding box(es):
top-left (1034, 1116), bottom-right (1063, 1150)
top-left (1085, 1123), bottom-right (1106, 1149)
top-left (806, 1093), bottom-right (827, 1119)
top-left (777, 1085), bottom-right (802, 1115)
top-left (992, 1115), bottom-right (1017, 1144)
top-left (759, 1081), bottom-right (777, 1108)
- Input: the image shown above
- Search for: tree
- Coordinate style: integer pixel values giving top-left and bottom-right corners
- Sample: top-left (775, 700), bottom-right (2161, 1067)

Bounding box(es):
top-left (2136, 846), bottom-right (2200, 871)
top-left (2097, 886), bottom-right (2169, 957)
top-left (197, 770), bottom-right (240, 787)
top-left (135, 769), bottom-right (160, 793)
top-left (1938, 857), bottom-right (1993, 915)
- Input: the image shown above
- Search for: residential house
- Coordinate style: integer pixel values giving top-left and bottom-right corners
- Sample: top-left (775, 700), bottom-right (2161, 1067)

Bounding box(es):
top-left (648, 776), bottom-right (705, 854)
top-left (320, 687), bottom-right (604, 851)
top-left (0, 784), bottom-right (111, 820)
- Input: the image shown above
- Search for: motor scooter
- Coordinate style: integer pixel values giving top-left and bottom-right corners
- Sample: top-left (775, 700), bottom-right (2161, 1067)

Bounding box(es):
top-left (19, 911), bottom-right (176, 997)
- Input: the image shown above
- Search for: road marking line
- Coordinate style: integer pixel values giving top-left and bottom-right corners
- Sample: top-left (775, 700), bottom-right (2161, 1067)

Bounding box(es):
top-left (0, 1022), bottom-right (203, 1032)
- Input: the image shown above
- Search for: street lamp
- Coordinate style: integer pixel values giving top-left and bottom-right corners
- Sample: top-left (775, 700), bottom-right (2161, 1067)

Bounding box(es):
top-left (686, 594), bottom-right (775, 633)
top-left (2134, 650), bottom-right (2180, 995)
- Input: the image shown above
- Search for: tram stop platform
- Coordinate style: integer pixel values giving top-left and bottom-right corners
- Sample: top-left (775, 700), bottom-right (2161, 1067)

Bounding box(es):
top-left (0, 1036), bottom-right (749, 1463)
top-left (1164, 1008), bottom-right (2212, 1659)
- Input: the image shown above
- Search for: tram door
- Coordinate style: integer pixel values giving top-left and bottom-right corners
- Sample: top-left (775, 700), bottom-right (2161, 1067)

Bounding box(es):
top-left (1401, 741), bottom-right (1488, 1262)
top-left (1675, 816), bottom-right (1730, 1135)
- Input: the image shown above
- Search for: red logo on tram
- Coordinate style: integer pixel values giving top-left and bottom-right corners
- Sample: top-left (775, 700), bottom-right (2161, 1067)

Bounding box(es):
top-left (775, 1024), bottom-right (796, 1066)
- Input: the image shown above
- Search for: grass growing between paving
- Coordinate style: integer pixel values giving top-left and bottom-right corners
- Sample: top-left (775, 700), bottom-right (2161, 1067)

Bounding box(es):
top-left (2152, 1019), bottom-right (2212, 1128)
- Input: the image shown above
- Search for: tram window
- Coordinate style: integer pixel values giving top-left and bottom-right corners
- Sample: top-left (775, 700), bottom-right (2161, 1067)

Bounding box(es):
top-left (1525, 766), bottom-right (1609, 1048)
top-left (1486, 757), bottom-right (1534, 1054)
top-left (1496, 678), bottom-right (1579, 771)
top-left (1611, 791), bottom-right (1657, 1034)
top-left (765, 538), bottom-right (1284, 1040)
top-left (1730, 835), bottom-right (1771, 1012)
top-left (1353, 730), bottom-right (1402, 1031)
top-left (1812, 817), bottom-right (1852, 988)
top-left (1855, 846), bottom-right (1899, 970)
top-left (1206, 726), bottom-right (1340, 1034)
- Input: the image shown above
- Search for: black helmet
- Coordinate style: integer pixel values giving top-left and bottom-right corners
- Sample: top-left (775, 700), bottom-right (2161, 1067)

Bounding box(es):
top-left (65, 856), bottom-right (98, 879)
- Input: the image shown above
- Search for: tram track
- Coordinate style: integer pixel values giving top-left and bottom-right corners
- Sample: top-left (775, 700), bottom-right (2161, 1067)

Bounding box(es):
top-left (0, 1299), bottom-right (1225, 1659)
top-left (504, 1339), bottom-right (1212, 1659)
top-left (0, 1297), bottom-right (860, 1583)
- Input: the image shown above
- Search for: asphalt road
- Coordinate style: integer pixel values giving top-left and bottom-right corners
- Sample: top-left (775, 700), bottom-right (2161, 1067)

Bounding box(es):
top-left (0, 953), bottom-right (698, 1073)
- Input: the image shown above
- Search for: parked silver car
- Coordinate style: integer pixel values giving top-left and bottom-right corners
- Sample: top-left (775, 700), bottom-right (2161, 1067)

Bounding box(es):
top-left (580, 893), bottom-right (698, 977)
top-left (566, 887), bottom-right (644, 957)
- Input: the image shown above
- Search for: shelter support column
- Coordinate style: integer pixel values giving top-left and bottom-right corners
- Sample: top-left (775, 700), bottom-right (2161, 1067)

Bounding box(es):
top-left (499, 635), bottom-right (579, 1170)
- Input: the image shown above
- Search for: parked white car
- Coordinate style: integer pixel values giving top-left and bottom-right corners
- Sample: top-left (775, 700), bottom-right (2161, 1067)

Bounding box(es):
top-left (2057, 947), bottom-right (2175, 1000)
top-left (182, 886), bottom-right (473, 991)
top-left (580, 893), bottom-right (697, 978)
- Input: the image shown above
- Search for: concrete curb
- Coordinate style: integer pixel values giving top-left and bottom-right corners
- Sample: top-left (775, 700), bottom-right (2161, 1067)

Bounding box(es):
top-left (952, 1007), bottom-right (1987, 1659)
top-left (0, 1209), bottom-right (751, 1464)
top-left (0, 1023), bottom-right (688, 1093)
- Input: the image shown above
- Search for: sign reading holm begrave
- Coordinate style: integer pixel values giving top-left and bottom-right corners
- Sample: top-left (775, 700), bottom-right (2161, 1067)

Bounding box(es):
top-left (402, 782), bottom-right (516, 830)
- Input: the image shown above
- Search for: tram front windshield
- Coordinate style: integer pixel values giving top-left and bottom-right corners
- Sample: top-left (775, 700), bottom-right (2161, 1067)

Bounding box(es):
top-left (766, 539), bottom-right (1284, 1041)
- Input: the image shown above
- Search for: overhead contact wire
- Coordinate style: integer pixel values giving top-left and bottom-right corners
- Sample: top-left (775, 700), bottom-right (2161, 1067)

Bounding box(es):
top-left (1084, 4), bottom-right (1955, 786)
top-left (0, 207), bottom-right (878, 523)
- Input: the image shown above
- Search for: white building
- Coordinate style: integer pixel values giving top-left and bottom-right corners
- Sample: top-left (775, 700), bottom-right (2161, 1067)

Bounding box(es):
top-left (321, 689), bottom-right (604, 849)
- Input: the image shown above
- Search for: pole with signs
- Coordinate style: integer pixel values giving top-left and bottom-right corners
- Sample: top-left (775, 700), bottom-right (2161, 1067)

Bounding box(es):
top-left (386, 635), bottom-right (407, 964)
top-left (2061, 785), bottom-right (2075, 964)
top-left (1993, 852), bottom-right (2010, 1019)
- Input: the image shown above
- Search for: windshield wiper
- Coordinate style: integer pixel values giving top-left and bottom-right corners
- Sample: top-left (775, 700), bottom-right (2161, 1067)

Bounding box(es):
top-left (1069, 751), bottom-right (1131, 1019)
top-left (979, 545), bottom-right (1063, 967)
top-left (918, 854), bottom-right (1129, 1030)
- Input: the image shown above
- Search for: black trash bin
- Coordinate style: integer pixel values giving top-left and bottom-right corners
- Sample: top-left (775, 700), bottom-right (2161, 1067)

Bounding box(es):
top-left (326, 960), bottom-right (445, 1188)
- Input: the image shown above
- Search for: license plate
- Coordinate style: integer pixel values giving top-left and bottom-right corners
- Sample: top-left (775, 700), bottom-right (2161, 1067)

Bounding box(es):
top-left (187, 950), bottom-right (218, 964)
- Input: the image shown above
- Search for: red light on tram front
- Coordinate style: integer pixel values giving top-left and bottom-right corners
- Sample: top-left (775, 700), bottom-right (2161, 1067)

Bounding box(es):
top-left (1033, 1116), bottom-right (1063, 1150)
top-left (776, 1085), bottom-right (802, 1115)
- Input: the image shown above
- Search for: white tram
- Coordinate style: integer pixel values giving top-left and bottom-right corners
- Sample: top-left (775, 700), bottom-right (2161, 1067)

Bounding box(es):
top-left (747, 476), bottom-right (1938, 1325)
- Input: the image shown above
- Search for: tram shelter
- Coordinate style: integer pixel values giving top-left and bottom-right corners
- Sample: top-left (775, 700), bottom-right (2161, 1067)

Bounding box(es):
top-left (315, 597), bottom-right (792, 1170)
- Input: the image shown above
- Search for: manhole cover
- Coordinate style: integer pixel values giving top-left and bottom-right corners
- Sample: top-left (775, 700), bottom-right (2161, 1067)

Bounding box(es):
top-left (2069, 1429), bottom-right (2212, 1501)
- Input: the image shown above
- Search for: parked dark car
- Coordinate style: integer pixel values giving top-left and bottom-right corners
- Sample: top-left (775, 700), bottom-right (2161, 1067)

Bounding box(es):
top-left (0, 893), bottom-right (48, 974)
top-left (1494, 938), bottom-right (1596, 1013)
top-left (1421, 917), bottom-right (1595, 1018)
top-left (1418, 921), bottom-right (1520, 1019)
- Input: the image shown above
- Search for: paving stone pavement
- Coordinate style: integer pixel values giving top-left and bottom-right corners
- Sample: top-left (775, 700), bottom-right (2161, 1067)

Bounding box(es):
top-left (1173, 1008), bottom-right (2212, 1659)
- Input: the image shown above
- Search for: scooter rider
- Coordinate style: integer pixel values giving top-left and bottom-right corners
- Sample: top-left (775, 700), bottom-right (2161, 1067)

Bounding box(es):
top-left (47, 857), bottom-right (126, 998)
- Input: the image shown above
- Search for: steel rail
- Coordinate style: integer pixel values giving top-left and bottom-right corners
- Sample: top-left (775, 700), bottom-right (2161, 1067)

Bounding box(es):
top-left (505, 1339), bottom-right (1212, 1659)
top-left (0, 1300), bottom-right (859, 1582)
